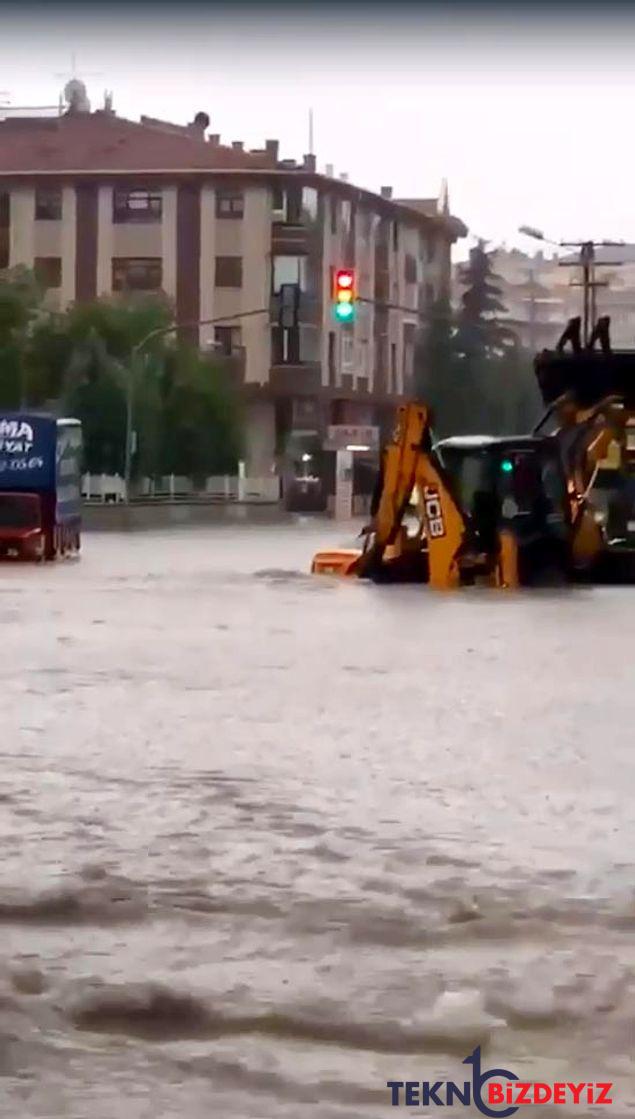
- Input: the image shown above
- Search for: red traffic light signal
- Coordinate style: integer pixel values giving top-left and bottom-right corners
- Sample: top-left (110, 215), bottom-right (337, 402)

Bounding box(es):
top-left (332, 268), bottom-right (356, 323)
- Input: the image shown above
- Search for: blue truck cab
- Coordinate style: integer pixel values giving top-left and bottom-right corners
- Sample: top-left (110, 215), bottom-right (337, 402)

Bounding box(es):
top-left (0, 413), bottom-right (82, 561)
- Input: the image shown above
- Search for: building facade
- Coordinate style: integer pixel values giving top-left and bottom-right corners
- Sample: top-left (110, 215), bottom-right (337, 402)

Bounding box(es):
top-left (0, 88), bottom-right (466, 491)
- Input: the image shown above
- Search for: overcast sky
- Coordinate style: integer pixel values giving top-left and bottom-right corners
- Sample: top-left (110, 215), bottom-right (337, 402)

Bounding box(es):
top-left (2, 2), bottom-right (635, 258)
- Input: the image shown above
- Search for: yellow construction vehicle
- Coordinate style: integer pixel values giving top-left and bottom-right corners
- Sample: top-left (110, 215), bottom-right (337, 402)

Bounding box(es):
top-left (534, 315), bottom-right (635, 579)
top-left (312, 402), bottom-right (573, 589)
top-left (311, 316), bottom-right (635, 590)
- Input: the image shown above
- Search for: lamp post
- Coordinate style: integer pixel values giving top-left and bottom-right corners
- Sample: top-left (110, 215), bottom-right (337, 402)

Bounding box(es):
top-left (122, 306), bottom-right (269, 502)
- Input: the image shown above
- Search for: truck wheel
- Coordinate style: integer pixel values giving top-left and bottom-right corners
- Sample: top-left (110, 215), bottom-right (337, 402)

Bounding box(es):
top-left (44, 533), bottom-right (56, 561)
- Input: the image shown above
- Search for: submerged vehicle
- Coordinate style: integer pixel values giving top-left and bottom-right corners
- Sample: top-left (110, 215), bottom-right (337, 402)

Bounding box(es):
top-left (0, 413), bottom-right (82, 561)
top-left (311, 316), bottom-right (635, 589)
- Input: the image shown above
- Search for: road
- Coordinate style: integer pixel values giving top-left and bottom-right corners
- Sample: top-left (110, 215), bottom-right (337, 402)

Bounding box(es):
top-left (1, 524), bottom-right (634, 1117)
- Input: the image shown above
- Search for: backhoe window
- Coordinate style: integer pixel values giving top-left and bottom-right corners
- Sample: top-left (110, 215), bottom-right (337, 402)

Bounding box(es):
top-left (438, 448), bottom-right (496, 516)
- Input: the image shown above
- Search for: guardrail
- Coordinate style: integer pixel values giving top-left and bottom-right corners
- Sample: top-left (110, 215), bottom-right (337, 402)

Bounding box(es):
top-left (81, 473), bottom-right (282, 504)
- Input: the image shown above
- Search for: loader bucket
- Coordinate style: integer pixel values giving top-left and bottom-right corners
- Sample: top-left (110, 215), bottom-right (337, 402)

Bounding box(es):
top-left (534, 349), bottom-right (635, 410)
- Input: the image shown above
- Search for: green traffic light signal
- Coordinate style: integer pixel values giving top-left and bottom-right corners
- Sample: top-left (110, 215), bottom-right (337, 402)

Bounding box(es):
top-left (333, 303), bottom-right (356, 323)
top-left (501, 458), bottom-right (514, 474)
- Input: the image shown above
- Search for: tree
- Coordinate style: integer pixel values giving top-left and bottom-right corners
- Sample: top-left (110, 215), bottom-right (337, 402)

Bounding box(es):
top-left (0, 283), bottom-right (244, 482)
top-left (157, 346), bottom-right (243, 482)
top-left (455, 240), bottom-right (517, 363)
top-left (0, 266), bottom-right (46, 408)
top-left (414, 294), bottom-right (477, 437)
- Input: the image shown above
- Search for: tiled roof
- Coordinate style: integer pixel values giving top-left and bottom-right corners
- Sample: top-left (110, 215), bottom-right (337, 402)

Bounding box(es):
top-left (0, 110), bottom-right (274, 173)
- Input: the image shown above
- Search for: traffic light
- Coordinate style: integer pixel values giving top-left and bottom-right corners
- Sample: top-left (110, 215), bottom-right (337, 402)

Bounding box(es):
top-left (332, 268), bottom-right (356, 324)
top-left (500, 458), bottom-right (514, 474)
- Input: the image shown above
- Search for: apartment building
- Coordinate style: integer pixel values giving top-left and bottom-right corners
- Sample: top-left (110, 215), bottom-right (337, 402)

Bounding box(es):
top-left (0, 84), bottom-right (466, 480)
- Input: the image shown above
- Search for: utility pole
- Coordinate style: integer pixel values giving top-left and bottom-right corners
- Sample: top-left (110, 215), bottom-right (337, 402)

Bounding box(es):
top-left (558, 240), bottom-right (624, 347)
top-left (518, 227), bottom-right (625, 348)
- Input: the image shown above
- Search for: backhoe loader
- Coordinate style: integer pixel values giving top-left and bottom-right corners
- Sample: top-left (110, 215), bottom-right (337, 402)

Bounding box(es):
top-left (311, 316), bottom-right (635, 590)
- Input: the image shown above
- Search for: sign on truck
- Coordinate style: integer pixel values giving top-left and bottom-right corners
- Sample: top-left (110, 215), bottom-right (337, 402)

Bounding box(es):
top-left (0, 413), bottom-right (82, 561)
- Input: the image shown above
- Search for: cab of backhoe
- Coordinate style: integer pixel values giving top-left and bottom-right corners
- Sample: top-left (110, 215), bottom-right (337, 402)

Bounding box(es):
top-left (435, 435), bottom-right (571, 561)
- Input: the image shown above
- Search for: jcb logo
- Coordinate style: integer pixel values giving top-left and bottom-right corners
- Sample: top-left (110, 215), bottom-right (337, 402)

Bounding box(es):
top-left (423, 486), bottom-right (446, 538)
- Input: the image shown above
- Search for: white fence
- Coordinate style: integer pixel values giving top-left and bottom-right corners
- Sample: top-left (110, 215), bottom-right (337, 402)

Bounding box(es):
top-left (81, 472), bottom-right (281, 504)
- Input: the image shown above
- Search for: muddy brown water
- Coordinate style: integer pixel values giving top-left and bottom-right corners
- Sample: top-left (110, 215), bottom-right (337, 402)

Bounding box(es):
top-left (1, 523), bottom-right (634, 1116)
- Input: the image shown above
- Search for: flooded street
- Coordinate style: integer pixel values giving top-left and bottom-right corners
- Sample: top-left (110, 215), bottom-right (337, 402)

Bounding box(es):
top-left (1, 522), bottom-right (635, 1117)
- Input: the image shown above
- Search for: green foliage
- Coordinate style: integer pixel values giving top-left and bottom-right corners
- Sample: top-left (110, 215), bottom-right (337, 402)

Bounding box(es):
top-left (456, 240), bottom-right (517, 361)
top-left (415, 244), bottom-right (542, 438)
top-left (157, 346), bottom-right (243, 480)
top-left (0, 272), bottom-right (243, 480)
top-left (0, 266), bottom-right (47, 408)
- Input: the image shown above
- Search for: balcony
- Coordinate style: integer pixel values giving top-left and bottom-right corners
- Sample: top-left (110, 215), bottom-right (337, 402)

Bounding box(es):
top-left (271, 222), bottom-right (321, 257)
top-left (269, 362), bottom-right (322, 396)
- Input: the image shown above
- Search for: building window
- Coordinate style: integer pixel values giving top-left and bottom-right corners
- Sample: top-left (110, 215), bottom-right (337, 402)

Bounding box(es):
top-left (215, 255), bottom-right (243, 288)
top-left (404, 253), bottom-right (417, 284)
top-left (272, 185), bottom-right (285, 214)
top-left (357, 209), bottom-right (372, 242)
top-left (112, 257), bottom-right (162, 291)
top-left (426, 281), bottom-right (435, 306)
top-left (272, 255), bottom-right (307, 293)
top-left (113, 188), bottom-right (162, 223)
top-left (341, 200), bottom-right (351, 235)
top-left (392, 221), bottom-right (399, 252)
top-left (286, 186), bottom-right (302, 223)
top-left (216, 191), bottom-right (244, 218)
top-left (271, 324), bottom-right (300, 364)
top-left (214, 325), bottom-right (242, 355)
top-left (330, 197), bottom-right (338, 235)
top-left (302, 187), bottom-right (318, 222)
top-left (328, 331), bottom-right (336, 385)
top-left (427, 235), bottom-right (437, 263)
top-left (34, 257), bottom-right (61, 289)
top-left (390, 342), bottom-right (397, 389)
top-left (35, 188), bottom-right (62, 221)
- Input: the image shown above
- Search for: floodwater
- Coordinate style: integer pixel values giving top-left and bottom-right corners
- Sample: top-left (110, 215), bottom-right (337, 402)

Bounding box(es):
top-left (1, 522), bottom-right (635, 1118)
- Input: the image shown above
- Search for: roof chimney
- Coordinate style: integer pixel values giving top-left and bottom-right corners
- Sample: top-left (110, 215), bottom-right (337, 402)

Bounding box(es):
top-left (340, 172), bottom-right (348, 182)
top-left (232, 140), bottom-right (244, 151)
top-left (380, 186), bottom-right (392, 199)
top-left (325, 163), bottom-right (334, 178)
top-left (208, 133), bottom-right (220, 146)
top-left (303, 153), bottom-right (316, 172)
top-left (265, 138), bottom-right (279, 160)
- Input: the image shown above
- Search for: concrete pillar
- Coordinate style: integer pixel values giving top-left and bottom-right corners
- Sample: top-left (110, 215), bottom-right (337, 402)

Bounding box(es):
top-left (244, 399), bottom-right (276, 476)
top-left (334, 449), bottom-right (353, 520)
top-left (242, 187), bottom-right (270, 385)
top-left (60, 185), bottom-right (77, 308)
top-left (9, 187), bottom-right (35, 268)
top-left (161, 186), bottom-right (178, 301)
top-left (199, 184), bottom-right (216, 350)
top-left (96, 185), bottom-right (113, 296)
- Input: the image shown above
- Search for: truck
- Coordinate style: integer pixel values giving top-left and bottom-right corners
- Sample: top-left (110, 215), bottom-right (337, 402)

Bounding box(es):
top-left (0, 413), bottom-right (82, 561)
